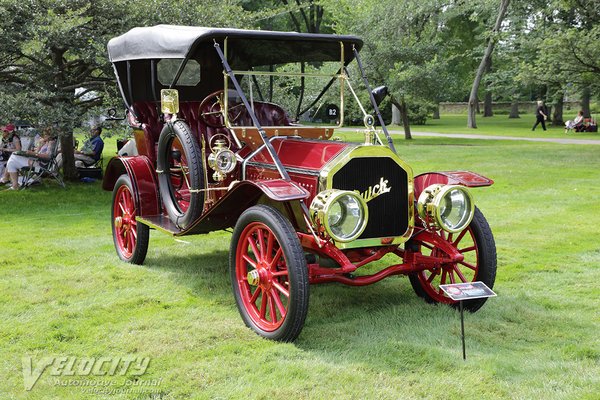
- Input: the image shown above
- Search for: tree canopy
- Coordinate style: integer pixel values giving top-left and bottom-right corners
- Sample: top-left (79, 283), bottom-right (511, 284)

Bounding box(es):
top-left (0, 0), bottom-right (598, 160)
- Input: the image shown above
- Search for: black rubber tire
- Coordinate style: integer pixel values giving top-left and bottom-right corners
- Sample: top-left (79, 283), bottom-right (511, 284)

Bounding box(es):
top-left (409, 207), bottom-right (497, 312)
top-left (229, 205), bottom-right (309, 342)
top-left (156, 120), bottom-right (204, 229)
top-left (111, 174), bottom-right (150, 265)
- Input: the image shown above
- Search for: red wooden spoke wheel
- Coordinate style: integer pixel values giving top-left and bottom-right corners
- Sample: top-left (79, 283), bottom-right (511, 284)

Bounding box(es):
top-left (230, 205), bottom-right (309, 341)
top-left (409, 207), bottom-right (496, 312)
top-left (111, 175), bottom-right (149, 264)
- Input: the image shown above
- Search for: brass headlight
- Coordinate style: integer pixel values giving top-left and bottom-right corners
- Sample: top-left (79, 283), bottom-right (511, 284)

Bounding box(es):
top-left (417, 184), bottom-right (474, 233)
top-left (310, 189), bottom-right (369, 242)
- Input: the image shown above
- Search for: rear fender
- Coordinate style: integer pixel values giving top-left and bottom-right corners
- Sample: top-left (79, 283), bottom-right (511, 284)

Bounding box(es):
top-left (414, 171), bottom-right (493, 198)
top-left (102, 156), bottom-right (160, 217)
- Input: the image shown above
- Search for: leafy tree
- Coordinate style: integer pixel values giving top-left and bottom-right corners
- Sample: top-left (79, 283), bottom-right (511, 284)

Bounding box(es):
top-left (324, 0), bottom-right (458, 139)
top-left (0, 0), bottom-right (137, 179)
top-left (516, 0), bottom-right (599, 120)
top-left (467, 0), bottom-right (511, 128)
top-left (0, 0), bottom-right (251, 181)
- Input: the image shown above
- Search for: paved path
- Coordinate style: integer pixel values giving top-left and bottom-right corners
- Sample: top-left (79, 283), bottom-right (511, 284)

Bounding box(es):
top-left (339, 127), bottom-right (600, 145)
top-left (404, 131), bottom-right (600, 145)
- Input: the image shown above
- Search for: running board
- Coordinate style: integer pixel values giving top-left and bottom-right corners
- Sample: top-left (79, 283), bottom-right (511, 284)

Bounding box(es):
top-left (137, 215), bottom-right (183, 235)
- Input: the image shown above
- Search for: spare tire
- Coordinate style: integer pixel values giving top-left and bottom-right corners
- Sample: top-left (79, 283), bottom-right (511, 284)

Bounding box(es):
top-left (157, 120), bottom-right (204, 229)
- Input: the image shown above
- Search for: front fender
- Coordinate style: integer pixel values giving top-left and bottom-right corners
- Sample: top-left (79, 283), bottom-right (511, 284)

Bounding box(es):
top-left (414, 171), bottom-right (493, 198)
top-left (102, 156), bottom-right (160, 217)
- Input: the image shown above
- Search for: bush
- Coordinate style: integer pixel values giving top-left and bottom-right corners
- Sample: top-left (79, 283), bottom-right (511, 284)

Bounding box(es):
top-left (407, 101), bottom-right (436, 125)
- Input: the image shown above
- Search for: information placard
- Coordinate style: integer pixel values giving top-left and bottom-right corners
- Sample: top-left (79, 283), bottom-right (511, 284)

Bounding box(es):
top-left (439, 281), bottom-right (496, 301)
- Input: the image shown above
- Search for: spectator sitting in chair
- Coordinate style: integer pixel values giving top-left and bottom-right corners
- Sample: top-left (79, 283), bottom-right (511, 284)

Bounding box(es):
top-left (0, 127), bottom-right (55, 190)
top-left (564, 111), bottom-right (584, 133)
top-left (74, 126), bottom-right (104, 167)
top-left (1, 124), bottom-right (21, 176)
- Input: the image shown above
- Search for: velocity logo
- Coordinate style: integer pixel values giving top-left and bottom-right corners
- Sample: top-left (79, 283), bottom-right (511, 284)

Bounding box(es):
top-left (22, 356), bottom-right (150, 391)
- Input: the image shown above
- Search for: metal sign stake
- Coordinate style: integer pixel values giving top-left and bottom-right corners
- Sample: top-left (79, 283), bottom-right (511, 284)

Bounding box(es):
top-left (460, 300), bottom-right (466, 360)
top-left (439, 281), bottom-right (497, 362)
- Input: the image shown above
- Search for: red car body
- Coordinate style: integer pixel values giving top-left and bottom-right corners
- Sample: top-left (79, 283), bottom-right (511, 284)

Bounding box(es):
top-left (103, 25), bottom-right (497, 341)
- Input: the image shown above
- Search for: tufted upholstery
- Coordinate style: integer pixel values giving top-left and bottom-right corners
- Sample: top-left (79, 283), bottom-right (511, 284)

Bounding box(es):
top-left (230, 101), bottom-right (292, 127)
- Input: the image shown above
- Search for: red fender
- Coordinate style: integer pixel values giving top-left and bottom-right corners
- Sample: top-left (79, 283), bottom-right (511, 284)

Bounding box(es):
top-left (414, 171), bottom-right (493, 197)
top-left (102, 156), bottom-right (160, 217)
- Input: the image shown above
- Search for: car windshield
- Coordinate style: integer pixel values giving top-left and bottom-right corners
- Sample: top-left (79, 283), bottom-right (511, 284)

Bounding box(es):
top-left (226, 60), bottom-right (344, 127)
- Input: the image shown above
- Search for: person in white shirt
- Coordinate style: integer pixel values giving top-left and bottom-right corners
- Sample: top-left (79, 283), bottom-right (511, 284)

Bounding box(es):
top-left (565, 110), bottom-right (584, 133)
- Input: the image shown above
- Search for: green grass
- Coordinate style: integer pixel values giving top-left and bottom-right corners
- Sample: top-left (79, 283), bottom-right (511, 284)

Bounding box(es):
top-left (387, 114), bottom-right (600, 139)
top-left (1, 129), bottom-right (599, 399)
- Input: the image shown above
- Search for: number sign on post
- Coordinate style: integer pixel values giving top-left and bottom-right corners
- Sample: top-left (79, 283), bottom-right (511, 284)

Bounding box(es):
top-left (325, 104), bottom-right (339, 121)
top-left (440, 281), bottom-right (496, 360)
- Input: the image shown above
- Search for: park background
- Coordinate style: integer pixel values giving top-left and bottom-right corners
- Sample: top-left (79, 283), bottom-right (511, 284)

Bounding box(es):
top-left (1, 1), bottom-right (599, 399)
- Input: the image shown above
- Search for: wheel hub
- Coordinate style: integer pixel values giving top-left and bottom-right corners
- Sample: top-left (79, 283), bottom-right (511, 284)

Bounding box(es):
top-left (114, 216), bottom-right (123, 230)
top-left (247, 269), bottom-right (260, 286)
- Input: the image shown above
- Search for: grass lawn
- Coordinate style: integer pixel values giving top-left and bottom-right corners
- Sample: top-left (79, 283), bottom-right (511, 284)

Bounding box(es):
top-left (1, 132), bottom-right (599, 399)
top-left (388, 113), bottom-right (600, 139)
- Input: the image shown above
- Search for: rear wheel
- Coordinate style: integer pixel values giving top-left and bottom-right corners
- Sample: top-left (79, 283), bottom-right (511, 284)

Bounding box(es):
top-left (409, 207), bottom-right (496, 312)
top-left (157, 120), bottom-right (204, 229)
top-left (230, 205), bottom-right (309, 341)
top-left (112, 174), bottom-right (149, 264)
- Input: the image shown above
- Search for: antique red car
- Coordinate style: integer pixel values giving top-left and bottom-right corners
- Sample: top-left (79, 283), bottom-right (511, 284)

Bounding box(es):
top-left (103, 25), bottom-right (497, 341)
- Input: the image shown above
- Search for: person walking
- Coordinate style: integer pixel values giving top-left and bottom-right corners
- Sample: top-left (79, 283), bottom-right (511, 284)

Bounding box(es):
top-left (532, 100), bottom-right (547, 131)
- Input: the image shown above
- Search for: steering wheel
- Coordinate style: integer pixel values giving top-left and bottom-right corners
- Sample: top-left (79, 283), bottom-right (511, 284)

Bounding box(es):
top-left (199, 90), bottom-right (245, 128)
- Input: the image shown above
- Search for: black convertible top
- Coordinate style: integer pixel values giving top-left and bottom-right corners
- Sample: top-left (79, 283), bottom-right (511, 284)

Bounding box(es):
top-left (107, 25), bottom-right (363, 65)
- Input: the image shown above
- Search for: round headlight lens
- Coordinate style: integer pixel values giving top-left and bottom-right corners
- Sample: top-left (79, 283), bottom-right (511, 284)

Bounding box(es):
top-left (417, 184), bottom-right (474, 233)
top-left (328, 200), bottom-right (344, 226)
top-left (310, 190), bottom-right (369, 242)
top-left (438, 187), bottom-right (473, 232)
top-left (328, 193), bottom-right (364, 241)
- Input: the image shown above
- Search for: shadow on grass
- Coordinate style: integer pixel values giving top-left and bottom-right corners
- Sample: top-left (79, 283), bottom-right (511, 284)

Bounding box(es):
top-left (142, 249), bottom-right (460, 372)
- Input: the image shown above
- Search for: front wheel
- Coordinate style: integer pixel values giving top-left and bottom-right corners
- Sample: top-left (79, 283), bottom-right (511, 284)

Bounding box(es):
top-left (112, 174), bottom-right (149, 264)
top-left (230, 205), bottom-right (309, 341)
top-left (409, 207), bottom-right (496, 312)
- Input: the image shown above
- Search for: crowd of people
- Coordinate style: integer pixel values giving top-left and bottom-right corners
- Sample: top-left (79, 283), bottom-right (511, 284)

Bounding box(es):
top-left (0, 122), bottom-right (104, 190)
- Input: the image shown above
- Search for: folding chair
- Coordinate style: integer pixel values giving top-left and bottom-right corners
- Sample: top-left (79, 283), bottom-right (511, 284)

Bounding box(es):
top-left (19, 139), bottom-right (64, 189)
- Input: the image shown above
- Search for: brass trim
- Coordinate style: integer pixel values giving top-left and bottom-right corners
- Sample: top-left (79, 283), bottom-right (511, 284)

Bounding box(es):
top-left (246, 161), bottom-right (321, 177)
top-left (309, 189), bottom-right (369, 243)
top-left (136, 216), bottom-right (176, 235)
top-left (318, 145), bottom-right (415, 249)
top-left (417, 184), bottom-right (475, 233)
top-left (231, 70), bottom-right (342, 79)
top-left (160, 89), bottom-right (179, 114)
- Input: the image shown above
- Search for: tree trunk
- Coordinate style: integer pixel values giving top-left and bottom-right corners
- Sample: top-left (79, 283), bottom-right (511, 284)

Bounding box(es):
top-left (433, 103), bottom-right (440, 119)
top-left (484, 91), bottom-right (493, 117)
top-left (581, 87), bottom-right (591, 118)
top-left (467, 0), bottom-right (510, 128)
top-left (508, 97), bottom-right (520, 118)
top-left (391, 98), bottom-right (412, 140)
top-left (392, 103), bottom-right (401, 125)
top-left (483, 58), bottom-right (493, 117)
top-left (60, 131), bottom-right (78, 181)
top-left (552, 92), bottom-right (564, 125)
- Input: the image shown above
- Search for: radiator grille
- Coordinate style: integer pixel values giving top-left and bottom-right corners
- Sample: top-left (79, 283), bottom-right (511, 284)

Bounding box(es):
top-left (331, 157), bottom-right (409, 239)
